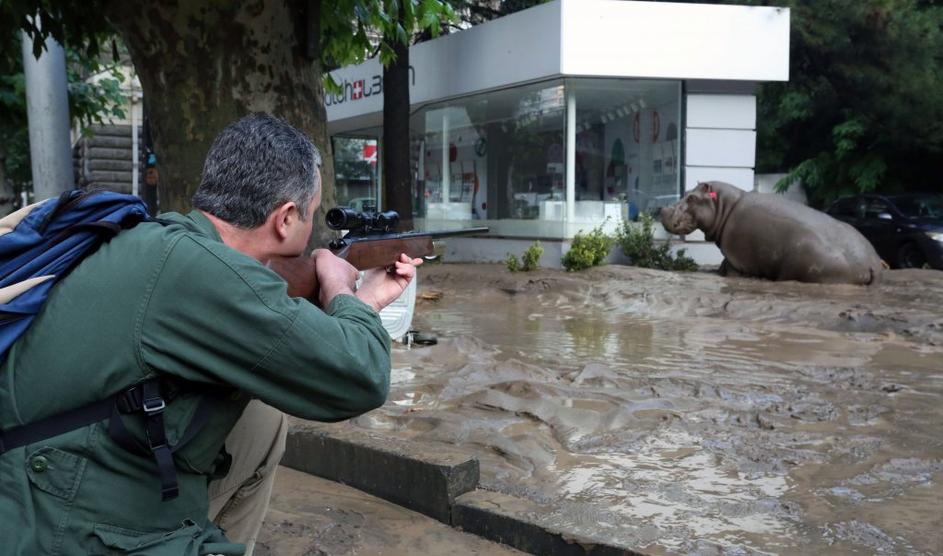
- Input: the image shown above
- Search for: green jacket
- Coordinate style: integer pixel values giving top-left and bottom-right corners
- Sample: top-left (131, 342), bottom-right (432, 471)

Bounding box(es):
top-left (0, 211), bottom-right (391, 555)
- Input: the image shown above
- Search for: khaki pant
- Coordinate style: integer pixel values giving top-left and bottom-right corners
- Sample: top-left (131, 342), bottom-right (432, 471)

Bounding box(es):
top-left (208, 400), bottom-right (288, 556)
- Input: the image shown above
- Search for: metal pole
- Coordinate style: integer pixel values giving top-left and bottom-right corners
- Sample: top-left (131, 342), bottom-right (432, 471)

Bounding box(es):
top-left (21, 29), bottom-right (74, 201)
top-left (441, 110), bottom-right (450, 204)
top-left (566, 89), bottom-right (576, 225)
top-left (131, 93), bottom-right (139, 197)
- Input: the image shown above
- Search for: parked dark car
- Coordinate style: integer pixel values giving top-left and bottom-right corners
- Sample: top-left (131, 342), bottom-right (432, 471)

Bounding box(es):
top-left (826, 193), bottom-right (943, 269)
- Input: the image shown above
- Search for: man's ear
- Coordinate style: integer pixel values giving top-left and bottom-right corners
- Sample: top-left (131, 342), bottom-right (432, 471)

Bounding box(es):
top-left (271, 201), bottom-right (299, 241)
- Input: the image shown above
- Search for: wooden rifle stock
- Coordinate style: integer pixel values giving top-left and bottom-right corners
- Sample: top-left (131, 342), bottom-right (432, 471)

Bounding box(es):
top-left (270, 226), bottom-right (488, 299)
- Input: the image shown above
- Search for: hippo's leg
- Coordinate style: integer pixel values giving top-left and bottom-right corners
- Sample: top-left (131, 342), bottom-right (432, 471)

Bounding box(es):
top-left (718, 259), bottom-right (745, 277)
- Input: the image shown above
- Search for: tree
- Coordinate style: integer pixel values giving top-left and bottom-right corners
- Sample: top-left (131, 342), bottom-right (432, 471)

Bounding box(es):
top-left (636, 0), bottom-right (943, 207)
top-left (448, 0), bottom-right (549, 26)
top-left (760, 0), bottom-right (943, 207)
top-left (322, 1), bottom-right (455, 231)
top-left (5, 1), bottom-right (336, 240)
top-left (0, 17), bottom-right (125, 212)
top-left (9, 1), bottom-right (456, 241)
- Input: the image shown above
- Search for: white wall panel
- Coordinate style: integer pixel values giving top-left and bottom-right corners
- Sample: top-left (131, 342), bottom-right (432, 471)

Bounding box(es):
top-left (327, 2), bottom-right (562, 128)
top-left (328, 0), bottom-right (790, 132)
top-left (686, 95), bottom-right (756, 130)
top-left (685, 129), bottom-right (756, 168)
top-left (685, 167), bottom-right (755, 192)
top-left (561, 0), bottom-right (790, 81)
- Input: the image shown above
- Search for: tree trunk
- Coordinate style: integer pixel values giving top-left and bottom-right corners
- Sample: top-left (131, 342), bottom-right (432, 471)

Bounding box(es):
top-left (103, 0), bottom-right (336, 244)
top-left (0, 143), bottom-right (15, 216)
top-left (382, 27), bottom-right (413, 231)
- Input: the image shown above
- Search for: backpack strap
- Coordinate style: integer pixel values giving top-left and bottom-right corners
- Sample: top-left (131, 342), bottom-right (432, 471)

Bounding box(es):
top-left (107, 379), bottom-right (219, 501)
top-left (0, 377), bottom-right (219, 501)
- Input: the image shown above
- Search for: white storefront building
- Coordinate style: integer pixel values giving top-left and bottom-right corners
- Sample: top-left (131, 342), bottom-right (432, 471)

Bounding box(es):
top-left (326, 0), bottom-right (791, 266)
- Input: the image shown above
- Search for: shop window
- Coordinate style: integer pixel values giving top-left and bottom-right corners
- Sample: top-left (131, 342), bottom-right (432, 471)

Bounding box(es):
top-left (571, 78), bottom-right (681, 224)
top-left (336, 78), bottom-right (680, 239)
top-left (411, 80), bottom-right (568, 237)
top-left (331, 135), bottom-right (380, 211)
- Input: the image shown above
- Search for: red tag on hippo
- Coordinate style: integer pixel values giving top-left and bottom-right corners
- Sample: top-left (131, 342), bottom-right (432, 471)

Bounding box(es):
top-left (709, 191), bottom-right (718, 200)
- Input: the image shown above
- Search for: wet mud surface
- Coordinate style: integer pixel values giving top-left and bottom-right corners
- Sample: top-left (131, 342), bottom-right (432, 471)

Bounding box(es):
top-left (352, 264), bottom-right (943, 555)
top-left (258, 466), bottom-right (524, 555)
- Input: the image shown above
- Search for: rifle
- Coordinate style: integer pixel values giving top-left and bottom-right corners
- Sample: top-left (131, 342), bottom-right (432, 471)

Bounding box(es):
top-left (271, 206), bottom-right (488, 299)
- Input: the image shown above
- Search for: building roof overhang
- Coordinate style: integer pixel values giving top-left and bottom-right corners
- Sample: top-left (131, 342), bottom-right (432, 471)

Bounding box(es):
top-left (326, 0), bottom-right (790, 134)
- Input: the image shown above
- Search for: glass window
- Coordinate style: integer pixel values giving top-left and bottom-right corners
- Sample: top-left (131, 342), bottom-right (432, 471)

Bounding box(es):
top-left (829, 197), bottom-right (861, 218)
top-left (865, 198), bottom-right (891, 219)
top-left (332, 135), bottom-right (380, 211)
top-left (570, 78), bottom-right (681, 235)
top-left (337, 77), bottom-right (681, 239)
top-left (894, 195), bottom-right (943, 219)
top-left (411, 80), bottom-right (567, 237)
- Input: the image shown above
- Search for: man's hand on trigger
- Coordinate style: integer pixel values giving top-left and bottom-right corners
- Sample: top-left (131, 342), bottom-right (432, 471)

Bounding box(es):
top-left (313, 249), bottom-right (360, 308)
top-left (355, 253), bottom-right (423, 312)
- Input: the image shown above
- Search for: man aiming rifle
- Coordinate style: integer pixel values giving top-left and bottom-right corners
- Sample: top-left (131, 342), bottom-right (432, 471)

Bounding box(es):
top-left (0, 114), bottom-right (420, 555)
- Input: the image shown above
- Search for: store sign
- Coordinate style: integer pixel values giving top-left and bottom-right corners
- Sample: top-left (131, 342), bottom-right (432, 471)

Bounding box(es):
top-left (325, 66), bottom-right (416, 106)
top-left (362, 143), bottom-right (377, 165)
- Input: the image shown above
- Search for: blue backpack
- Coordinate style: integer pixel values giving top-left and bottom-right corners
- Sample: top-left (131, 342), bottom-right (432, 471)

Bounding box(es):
top-left (0, 190), bottom-right (207, 501)
top-left (0, 189), bottom-right (149, 358)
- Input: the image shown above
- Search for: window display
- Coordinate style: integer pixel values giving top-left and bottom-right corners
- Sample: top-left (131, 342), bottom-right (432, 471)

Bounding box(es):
top-left (337, 78), bottom-right (681, 238)
top-left (570, 78), bottom-right (682, 226)
top-left (411, 81), bottom-right (568, 236)
top-left (331, 135), bottom-right (380, 211)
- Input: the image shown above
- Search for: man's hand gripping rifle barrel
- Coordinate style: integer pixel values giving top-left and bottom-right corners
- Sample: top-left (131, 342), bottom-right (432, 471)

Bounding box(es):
top-left (271, 205), bottom-right (488, 304)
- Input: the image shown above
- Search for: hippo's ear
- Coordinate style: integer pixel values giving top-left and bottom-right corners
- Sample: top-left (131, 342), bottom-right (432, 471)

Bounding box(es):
top-left (704, 182), bottom-right (718, 200)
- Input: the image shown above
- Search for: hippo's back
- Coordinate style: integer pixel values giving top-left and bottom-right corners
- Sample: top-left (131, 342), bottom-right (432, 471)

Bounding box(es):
top-left (740, 192), bottom-right (883, 282)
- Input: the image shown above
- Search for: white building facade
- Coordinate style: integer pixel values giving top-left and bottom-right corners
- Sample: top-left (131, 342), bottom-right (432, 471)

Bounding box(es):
top-left (326, 0), bottom-right (791, 266)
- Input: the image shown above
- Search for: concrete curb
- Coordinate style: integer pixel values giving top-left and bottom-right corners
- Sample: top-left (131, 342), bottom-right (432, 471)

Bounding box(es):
top-left (282, 421), bottom-right (479, 524)
top-left (283, 422), bottom-right (645, 555)
top-left (454, 490), bottom-right (645, 556)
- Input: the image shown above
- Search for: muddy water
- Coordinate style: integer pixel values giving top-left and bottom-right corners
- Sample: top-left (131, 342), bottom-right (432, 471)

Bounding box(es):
top-left (351, 264), bottom-right (943, 555)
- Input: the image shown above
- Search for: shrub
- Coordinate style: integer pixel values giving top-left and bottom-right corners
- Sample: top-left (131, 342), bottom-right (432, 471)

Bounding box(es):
top-left (616, 213), bottom-right (698, 271)
top-left (561, 224), bottom-right (615, 272)
top-left (505, 252), bottom-right (521, 272)
top-left (521, 241), bottom-right (543, 271)
top-left (506, 241), bottom-right (543, 272)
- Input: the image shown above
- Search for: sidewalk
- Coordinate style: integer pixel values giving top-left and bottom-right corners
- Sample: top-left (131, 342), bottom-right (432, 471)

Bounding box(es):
top-left (257, 466), bottom-right (525, 556)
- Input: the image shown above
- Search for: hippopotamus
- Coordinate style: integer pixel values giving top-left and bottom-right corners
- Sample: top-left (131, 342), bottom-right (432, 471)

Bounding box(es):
top-left (660, 181), bottom-right (883, 284)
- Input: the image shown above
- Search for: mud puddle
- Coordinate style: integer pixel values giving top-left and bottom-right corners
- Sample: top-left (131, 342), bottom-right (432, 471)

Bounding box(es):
top-left (351, 264), bottom-right (943, 555)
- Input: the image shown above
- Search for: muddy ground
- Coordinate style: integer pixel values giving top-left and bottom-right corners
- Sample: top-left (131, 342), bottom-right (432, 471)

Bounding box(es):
top-left (337, 264), bottom-right (942, 555)
top-left (257, 466), bottom-right (524, 555)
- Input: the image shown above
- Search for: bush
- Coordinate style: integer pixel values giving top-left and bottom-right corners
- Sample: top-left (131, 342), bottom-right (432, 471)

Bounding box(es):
top-left (506, 241), bottom-right (543, 272)
top-left (521, 241), bottom-right (543, 271)
top-left (561, 224), bottom-right (615, 272)
top-left (616, 213), bottom-right (698, 271)
top-left (504, 252), bottom-right (521, 272)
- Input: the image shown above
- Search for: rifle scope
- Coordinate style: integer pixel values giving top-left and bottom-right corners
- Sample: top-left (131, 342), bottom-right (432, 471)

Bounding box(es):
top-left (326, 206), bottom-right (400, 233)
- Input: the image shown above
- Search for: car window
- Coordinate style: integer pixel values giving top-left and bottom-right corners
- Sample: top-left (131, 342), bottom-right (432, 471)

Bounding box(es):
top-left (829, 197), bottom-right (861, 217)
top-left (864, 199), bottom-right (891, 218)
top-left (894, 195), bottom-right (943, 219)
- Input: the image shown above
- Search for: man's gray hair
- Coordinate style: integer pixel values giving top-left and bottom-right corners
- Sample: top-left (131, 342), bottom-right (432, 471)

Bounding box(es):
top-left (193, 114), bottom-right (322, 229)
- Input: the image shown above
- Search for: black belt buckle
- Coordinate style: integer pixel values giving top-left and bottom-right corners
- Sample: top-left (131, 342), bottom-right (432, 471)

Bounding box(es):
top-left (143, 396), bottom-right (166, 416)
top-left (116, 385), bottom-right (143, 414)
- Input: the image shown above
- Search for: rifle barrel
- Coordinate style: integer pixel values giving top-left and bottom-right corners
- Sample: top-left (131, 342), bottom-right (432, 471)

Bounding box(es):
top-left (344, 226), bottom-right (489, 243)
top-left (424, 226), bottom-right (490, 238)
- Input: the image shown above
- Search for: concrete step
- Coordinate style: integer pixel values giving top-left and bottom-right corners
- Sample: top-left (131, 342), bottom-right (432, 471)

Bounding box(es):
top-left (258, 466), bottom-right (525, 556)
top-left (283, 421), bottom-right (646, 555)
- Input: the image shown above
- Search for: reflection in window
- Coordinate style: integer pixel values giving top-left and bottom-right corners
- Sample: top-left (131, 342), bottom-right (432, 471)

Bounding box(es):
top-left (339, 78), bottom-right (682, 238)
top-left (412, 82), bottom-right (567, 231)
top-left (572, 79), bottom-right (681, 222)
top-left (865, 200), bottom-right (890, 218)
top-left (895, 195), bottom-right (943, 219)
top-left (332, 135), bottom-right (379, 211)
